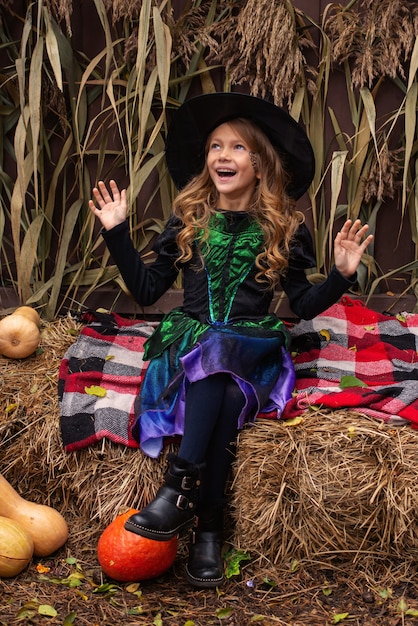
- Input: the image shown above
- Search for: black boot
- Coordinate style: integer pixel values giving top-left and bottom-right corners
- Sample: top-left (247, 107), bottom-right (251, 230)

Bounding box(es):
top-left (124, 454), bottom-right (202, 541)
top-left (185, 506), bottom-right (224, 588)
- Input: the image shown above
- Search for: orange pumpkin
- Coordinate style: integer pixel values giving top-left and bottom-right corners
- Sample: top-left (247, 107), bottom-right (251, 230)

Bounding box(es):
top-left (97, 509), bottom-right (178, 582)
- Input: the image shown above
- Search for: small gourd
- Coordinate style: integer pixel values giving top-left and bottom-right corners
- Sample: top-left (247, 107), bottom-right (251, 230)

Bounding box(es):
top-left (0, 314), bottom-right (40, 359)
top-left (11, 306), bottom-right (41, 328)
top-left (0, 516), bottom-right (34, 577)
top-left (0, 473), bottom-right (68, 557)
top-left (97, 508), bottom-right (178, 582)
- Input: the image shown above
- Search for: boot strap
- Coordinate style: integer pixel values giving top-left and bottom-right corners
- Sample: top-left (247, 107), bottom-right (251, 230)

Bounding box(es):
top-left (176, 494), bottom-right (195, 511)
top-left (165, 473), bottom-right (200, 490)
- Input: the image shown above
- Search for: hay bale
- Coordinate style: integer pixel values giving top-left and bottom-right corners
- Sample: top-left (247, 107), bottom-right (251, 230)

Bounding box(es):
top-left (0, 315), bottom-right (176, 548)
top-left (2, 314), bottom-right (418, 568)
top-left (232, 415), bottom-right (418, 564)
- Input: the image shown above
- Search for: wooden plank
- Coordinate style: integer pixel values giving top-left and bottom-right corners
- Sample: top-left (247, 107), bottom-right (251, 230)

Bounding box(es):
top-left (1, 287), bottom-right (415, 318)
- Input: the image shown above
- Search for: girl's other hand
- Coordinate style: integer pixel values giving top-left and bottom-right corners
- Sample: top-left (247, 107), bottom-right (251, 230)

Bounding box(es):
top-left (334, 219), bottom-right (373, 279)
top-left (89, 180), bottom-right (127, 231)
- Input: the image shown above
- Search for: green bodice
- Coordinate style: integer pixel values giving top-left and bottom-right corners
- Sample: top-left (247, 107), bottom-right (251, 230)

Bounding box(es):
top-left (144, 212), bottom-right (288, 360)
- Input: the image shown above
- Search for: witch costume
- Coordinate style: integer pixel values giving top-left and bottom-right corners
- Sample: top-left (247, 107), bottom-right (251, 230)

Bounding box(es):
top-left (102, 93), bottom-right (355, 458)
top-left (99, 92), bottom-right (357, 587)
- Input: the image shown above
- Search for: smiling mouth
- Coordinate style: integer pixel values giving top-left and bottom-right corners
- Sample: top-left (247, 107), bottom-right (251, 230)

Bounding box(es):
top-left (216, 169), bottom-right (236, 177)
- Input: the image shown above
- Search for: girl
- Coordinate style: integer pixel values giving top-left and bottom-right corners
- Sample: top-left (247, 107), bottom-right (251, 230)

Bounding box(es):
top-left (89, 92), bottom-right (373, 589)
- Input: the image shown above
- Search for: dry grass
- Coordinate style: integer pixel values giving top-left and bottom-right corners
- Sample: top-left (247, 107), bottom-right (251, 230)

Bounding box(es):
top-left (1, 314), bottom-right (418, 589)
top-left (324, 0), bottom-right (418, 88)
top-left (232, 415), bottom-right (418, 568)
top-left (209, 0), bottom-right (315, 106)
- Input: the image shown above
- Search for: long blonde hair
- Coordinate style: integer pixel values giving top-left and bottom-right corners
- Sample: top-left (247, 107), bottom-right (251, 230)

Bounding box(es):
top-left (172, 118), bottom-right (304, 288)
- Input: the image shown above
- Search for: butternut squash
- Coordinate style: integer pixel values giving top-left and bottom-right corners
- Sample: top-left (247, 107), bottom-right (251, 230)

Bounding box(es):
top-left (0, 473), bottom-right (68, 557)
top-left (0, 516), bottom-right (34, 577)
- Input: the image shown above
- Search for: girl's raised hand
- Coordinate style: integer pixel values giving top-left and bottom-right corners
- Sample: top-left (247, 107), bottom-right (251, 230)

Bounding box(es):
top-left (89, 180), bottom-right (127, 231)
top-left (334, 219), bottom-right (373, 278)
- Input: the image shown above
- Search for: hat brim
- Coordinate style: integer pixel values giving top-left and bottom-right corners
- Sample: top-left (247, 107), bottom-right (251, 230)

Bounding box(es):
top-left (165, 92), bottom-right (315, 200)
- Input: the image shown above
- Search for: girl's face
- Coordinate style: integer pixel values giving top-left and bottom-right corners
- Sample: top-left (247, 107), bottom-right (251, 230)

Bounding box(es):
top-left (206, 122), bottom-right (260, 211)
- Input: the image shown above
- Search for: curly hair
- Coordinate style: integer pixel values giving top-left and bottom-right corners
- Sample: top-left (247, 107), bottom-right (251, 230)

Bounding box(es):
top-left (172, 118), bottom-right (305, 288)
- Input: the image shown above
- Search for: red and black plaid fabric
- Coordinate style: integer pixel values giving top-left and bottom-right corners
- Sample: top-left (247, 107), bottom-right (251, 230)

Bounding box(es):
top-left (58, 312), bottom-right (157, 451)
top-left (58, 299), bottom-right (418, 452)
top-left (282, 297), bottom-right (418, 427)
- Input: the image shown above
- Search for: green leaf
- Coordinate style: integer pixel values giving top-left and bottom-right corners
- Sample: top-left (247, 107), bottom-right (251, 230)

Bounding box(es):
top-left (16, 602), bottom-right (38, 619)
top-left (93, 582), bottom-right (121, 595)
top-left (38, 604), bottom-right (58, 617)
top-left (127, 607), bottom-right (144, 615)
top-left (398, 598), bottom-right (408, 613)
top-left (216, 607), bottom-right (233, 619)
top-left (332, 613), bottom-right (350, 624)
top-left (224, 548), bottom-right (251, 578)
top-left (405, 608), bottom-right (418, 617)
top-left (153, 613), bottom-right (163, 626)
top-left (339, 375), bottom-right (368, 389)
top-left (65, 572), bottom-right (85, 588)
top-left (84, 385), bottom-right (107, 397)
top-left (379, 588), bottom-right (393, 600)
top-left (37, 571), bottom-right (84, 588)
top-left (62, 612), bottom-right (77, 626)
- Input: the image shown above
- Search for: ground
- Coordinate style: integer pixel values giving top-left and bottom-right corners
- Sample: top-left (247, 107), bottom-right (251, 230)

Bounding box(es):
top-left (1, 539), bottom-right (418, 626)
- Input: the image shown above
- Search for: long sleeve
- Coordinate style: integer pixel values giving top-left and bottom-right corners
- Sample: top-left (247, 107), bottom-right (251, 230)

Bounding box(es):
top-left (102, 220), bottom-right (179, 306)
top-left (281, 265), bottom-right (356, 320)
top-left (281, 223), bottom-right (356, 320)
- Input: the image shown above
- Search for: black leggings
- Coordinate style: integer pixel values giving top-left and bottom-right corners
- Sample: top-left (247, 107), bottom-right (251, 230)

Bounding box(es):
top-left (178, 373), bottom-right (245, 507)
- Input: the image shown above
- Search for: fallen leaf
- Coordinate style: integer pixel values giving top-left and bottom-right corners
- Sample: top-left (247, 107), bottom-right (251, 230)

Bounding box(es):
top-left (84, 385), bottom-right (107, 397)
top-left (62, 612), bottom-right (77, 626)
top-left (36, 563), bottom-right (51, 573)
top-left (38, 605), bottom-right (58, 617)
top-left (283, 416), bottom-right (304, 427)
top-left (224, 548), bottom-right (251, 578)
top-left (339, 375), bottom-right (367, 389)
top-left (348, 426), bottom-right (356, 439)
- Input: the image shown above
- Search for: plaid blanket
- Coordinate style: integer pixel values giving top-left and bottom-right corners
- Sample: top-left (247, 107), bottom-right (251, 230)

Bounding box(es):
top-left (59, 312), bottom-right (157, 450)
top-left (282, 297), bottom-right (418, 427)
top-left (58, 311), bottom-right (276, 451)
top-left (59, 298), bottom-right (418, 452)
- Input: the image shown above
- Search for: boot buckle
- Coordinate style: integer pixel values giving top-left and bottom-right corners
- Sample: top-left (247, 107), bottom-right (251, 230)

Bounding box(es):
top-left (181, 476), bottom-right (194, 490)
top-left (176, 494), bottom-right (190, 510)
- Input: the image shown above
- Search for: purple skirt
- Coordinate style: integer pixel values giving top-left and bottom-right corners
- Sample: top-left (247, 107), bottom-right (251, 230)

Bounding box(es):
top-left (133, 325), bottom-right (295, 458)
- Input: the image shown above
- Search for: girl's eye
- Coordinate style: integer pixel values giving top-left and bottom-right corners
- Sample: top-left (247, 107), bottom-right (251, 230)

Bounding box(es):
top-left (235, 144), bottom-right (246, 150)
top-left (210, 142), bottom-right (220, 150)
